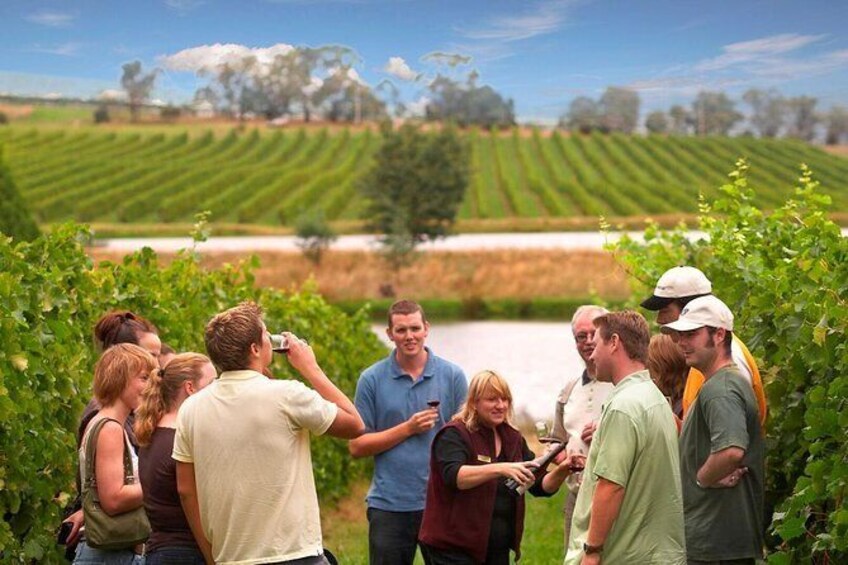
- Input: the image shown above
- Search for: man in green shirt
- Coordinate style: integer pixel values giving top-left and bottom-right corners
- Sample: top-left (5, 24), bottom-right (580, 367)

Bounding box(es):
top-left (663, 295), bottom-right (765, 564)
top-left (565, 311), bottom-right (685, 565)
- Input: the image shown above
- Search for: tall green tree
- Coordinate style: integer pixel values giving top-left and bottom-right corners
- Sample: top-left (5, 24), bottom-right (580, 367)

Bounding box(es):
top-left (669, 104), bottom-right (691, 135)
top-left (785, 96), bottom-right (819, 141)
top-left (645, 110), bottom-right (669, 133)
top-left (562, 96), bottom-right (600, 134)
top-left (357, 123), bottom-right (469, 267)
top-left (0, 152), bottom-right (39, 241)
top-left (599, 86), bottom-right (640, 133)
top-left (425, 73), bottom-right (515, 128)
top-left (120, 61), bottom-right (158, 123)
top-left (691, 91), bottom-right (743, 135)
top-left (743, 88), bottom-right (785, 138)
top-left (824, 105), bottom-right (848, 145)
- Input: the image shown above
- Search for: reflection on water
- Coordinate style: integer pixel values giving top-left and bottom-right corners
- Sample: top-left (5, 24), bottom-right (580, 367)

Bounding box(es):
top-left (371, 321), bottom-right (585, 425)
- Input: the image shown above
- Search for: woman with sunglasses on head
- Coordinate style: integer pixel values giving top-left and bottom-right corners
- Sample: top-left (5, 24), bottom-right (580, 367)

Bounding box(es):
top-left (73, 344), bottom-right (158, 564)
top-left (135, 353), bottom-right (217, 565)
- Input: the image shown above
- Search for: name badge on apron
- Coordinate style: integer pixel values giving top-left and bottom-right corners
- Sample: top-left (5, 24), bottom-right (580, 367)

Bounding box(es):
top-left (477, 454), bottom-right (492, 463)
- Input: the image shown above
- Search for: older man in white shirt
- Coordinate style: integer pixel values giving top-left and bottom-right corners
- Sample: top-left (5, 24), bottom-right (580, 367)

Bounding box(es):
top-left (550, 305), bottom-right (615, 547)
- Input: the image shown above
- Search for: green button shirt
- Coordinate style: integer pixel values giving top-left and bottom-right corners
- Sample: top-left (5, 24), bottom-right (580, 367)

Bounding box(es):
top-left (565, 370), bottom-right (686, 564)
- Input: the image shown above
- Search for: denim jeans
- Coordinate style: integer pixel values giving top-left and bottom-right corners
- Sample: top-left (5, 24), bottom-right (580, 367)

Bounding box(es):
top-left (367, 508), bottom-right (424, 565)
top-left (420, 543), bottom-right (510, 565)
top-left (72, 541), bottom-right (144, 565)
top-left (145, 546), bottom-right (205, 564)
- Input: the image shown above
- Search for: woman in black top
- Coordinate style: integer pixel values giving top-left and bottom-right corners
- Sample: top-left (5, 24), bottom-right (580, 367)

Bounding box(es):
top-left (135, 353), bottom-right (216, 564)
top-left (420, 370), bottom-right (578, 564)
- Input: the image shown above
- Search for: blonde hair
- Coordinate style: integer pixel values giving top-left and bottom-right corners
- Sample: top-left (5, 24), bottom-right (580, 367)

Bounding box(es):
top-left (647, 334), bottom-right (687, 402)
top-left (135, 353), bottom-right (213, 446)
top-left (93, 343), bottom-right (158, 407)
top-left (204, 301), bottom-right (264, 371)
top-left (452, 370), bottom-right (515, 431)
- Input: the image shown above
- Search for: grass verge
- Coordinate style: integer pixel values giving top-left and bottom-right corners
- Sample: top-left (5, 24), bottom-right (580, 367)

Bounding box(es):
top-left (322, 452), bottom-right (569, 563)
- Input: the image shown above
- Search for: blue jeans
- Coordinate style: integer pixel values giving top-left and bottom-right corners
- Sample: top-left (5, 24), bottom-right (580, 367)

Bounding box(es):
top-left (367, 508), bottom-right (424, 565)
top-left (145, 546), bottom-right (205, 564)
top-left (72, 541), bottom-right (144, 565)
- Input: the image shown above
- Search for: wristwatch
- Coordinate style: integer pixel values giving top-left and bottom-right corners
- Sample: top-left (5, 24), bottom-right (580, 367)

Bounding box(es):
top-left (583, 542), bottom-right (604, 555)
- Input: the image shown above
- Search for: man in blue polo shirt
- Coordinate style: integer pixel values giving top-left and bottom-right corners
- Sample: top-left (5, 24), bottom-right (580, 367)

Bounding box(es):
top-left (350, 299), bottom-right (467, 565)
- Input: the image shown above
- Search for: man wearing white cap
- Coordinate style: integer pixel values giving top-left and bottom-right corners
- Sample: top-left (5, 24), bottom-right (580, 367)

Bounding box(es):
top-left (663, 296), bottom-right (765, 564)
top-left (641, 266), bottom-right (767, 427)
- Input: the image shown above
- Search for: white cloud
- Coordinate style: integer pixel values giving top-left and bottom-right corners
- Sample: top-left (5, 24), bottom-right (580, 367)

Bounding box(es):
top-left (164, 0), bottom-right (204, 13)
top-left (695, 33), bottom-right (827, 72)
top-left (346, 67), bottom-right (366, 85)
top-left (26, 11), bottom-right (75, 27)
top-left (98, 89), bottom-right (128, 101)
top-left (405, 96), bottom-right (430, 117)
top-left (625, 33), bottom-right (848, 99)
top-left (30, 42), bottom-right (83, 57)
top-left (457, 0), bottom-right (574, 42)
top-left (302, 76), bottom-right (324, 96)
top-left (159, 43), bottom-right (295, 73)
top-left (384, 57), bottom-right (419, 81)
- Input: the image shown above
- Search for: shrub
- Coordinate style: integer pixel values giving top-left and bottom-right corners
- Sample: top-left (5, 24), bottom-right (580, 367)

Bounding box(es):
top-left (0, 111), bottom-right (8, 124)
top-left (160, 105), bottom-right (181, 122)
top-left (609, 160), bottom-right (848, 562)
top-left (295, 210), bottom-right (337, 265)
top-left (93, 105), bottom-right (110, 124)
top-left (0, 219), bottom-right (385, 562)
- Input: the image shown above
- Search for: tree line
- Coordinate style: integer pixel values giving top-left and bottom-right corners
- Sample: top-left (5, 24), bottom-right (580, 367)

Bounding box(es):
top-left (117, 50), bottom-right (515, 128)
top-left (561, 87), bottom-right (848, 144)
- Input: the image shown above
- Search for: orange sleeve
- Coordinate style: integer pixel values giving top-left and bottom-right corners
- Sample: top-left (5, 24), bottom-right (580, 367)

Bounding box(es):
top-left (734, 336), bottom-right (768, 429)
top-left (681, 367), bottom-right (706, 420)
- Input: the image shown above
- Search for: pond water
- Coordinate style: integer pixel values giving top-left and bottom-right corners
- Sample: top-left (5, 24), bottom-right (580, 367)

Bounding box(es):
top-left (371, 321), bottom-right (585, 426)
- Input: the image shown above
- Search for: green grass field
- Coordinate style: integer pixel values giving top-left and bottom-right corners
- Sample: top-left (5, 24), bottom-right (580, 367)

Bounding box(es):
top-left (322, 479), bottom-right (568, 564)
top-left (2, 124), bottom-right (847, 229)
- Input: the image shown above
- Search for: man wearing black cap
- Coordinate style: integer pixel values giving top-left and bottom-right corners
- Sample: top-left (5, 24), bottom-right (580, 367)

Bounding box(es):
top-left (641, 266), bottom-right (766, 427)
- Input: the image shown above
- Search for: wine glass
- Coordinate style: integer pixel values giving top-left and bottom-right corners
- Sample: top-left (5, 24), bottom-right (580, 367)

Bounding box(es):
top-left (535, 420), bottom-right (557, 444)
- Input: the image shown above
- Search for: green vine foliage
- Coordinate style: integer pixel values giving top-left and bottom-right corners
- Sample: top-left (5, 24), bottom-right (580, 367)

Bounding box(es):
top-left (0, 222), bottom-right (385, 562)
top-left (0, 151), bottom-right (40, 242)
top-left (609, 160), bottom-right (848, 563)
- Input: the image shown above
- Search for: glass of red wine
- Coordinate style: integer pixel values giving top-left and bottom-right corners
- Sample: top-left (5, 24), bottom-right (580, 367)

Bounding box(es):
top-left (270, 333), bottom-right (289, 353)
top-left (427, 399), bottom-right (441, 424)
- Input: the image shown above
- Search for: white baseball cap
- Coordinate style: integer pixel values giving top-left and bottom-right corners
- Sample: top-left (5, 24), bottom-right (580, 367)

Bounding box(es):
top-left (661, 295), bottom-right (734, 332)
top-left (640, 266), bottom-right (712, 310)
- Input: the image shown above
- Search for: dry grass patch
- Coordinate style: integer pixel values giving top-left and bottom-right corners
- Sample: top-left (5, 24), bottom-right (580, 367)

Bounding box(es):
top-left (87, 248), bottom-right (630, 301)
top-left (822, 144), bottom-right (848, 158)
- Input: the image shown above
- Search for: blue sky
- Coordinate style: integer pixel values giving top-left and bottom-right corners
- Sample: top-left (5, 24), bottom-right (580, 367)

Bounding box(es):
top-left (2, 0), bottom-right (847, 123)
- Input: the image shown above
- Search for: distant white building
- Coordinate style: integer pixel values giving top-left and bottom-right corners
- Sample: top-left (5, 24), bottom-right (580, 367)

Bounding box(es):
top-left (97, 89), bottom-right (127, 102)
top-left (193, 100), bottom-right (215, 118)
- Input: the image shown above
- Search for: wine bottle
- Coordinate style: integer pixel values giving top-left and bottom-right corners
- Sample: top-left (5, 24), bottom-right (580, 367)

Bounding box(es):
top-left (504, 441), bottom-right (567, 495)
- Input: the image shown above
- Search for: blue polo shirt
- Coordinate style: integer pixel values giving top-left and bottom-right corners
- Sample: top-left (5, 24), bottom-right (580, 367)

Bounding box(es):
top-left (355, 347), bottom-right (467, 512)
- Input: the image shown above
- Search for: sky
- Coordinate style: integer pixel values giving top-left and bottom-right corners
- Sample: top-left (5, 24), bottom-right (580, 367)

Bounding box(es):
top-left (2, 0), bottom-right (847, 123)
